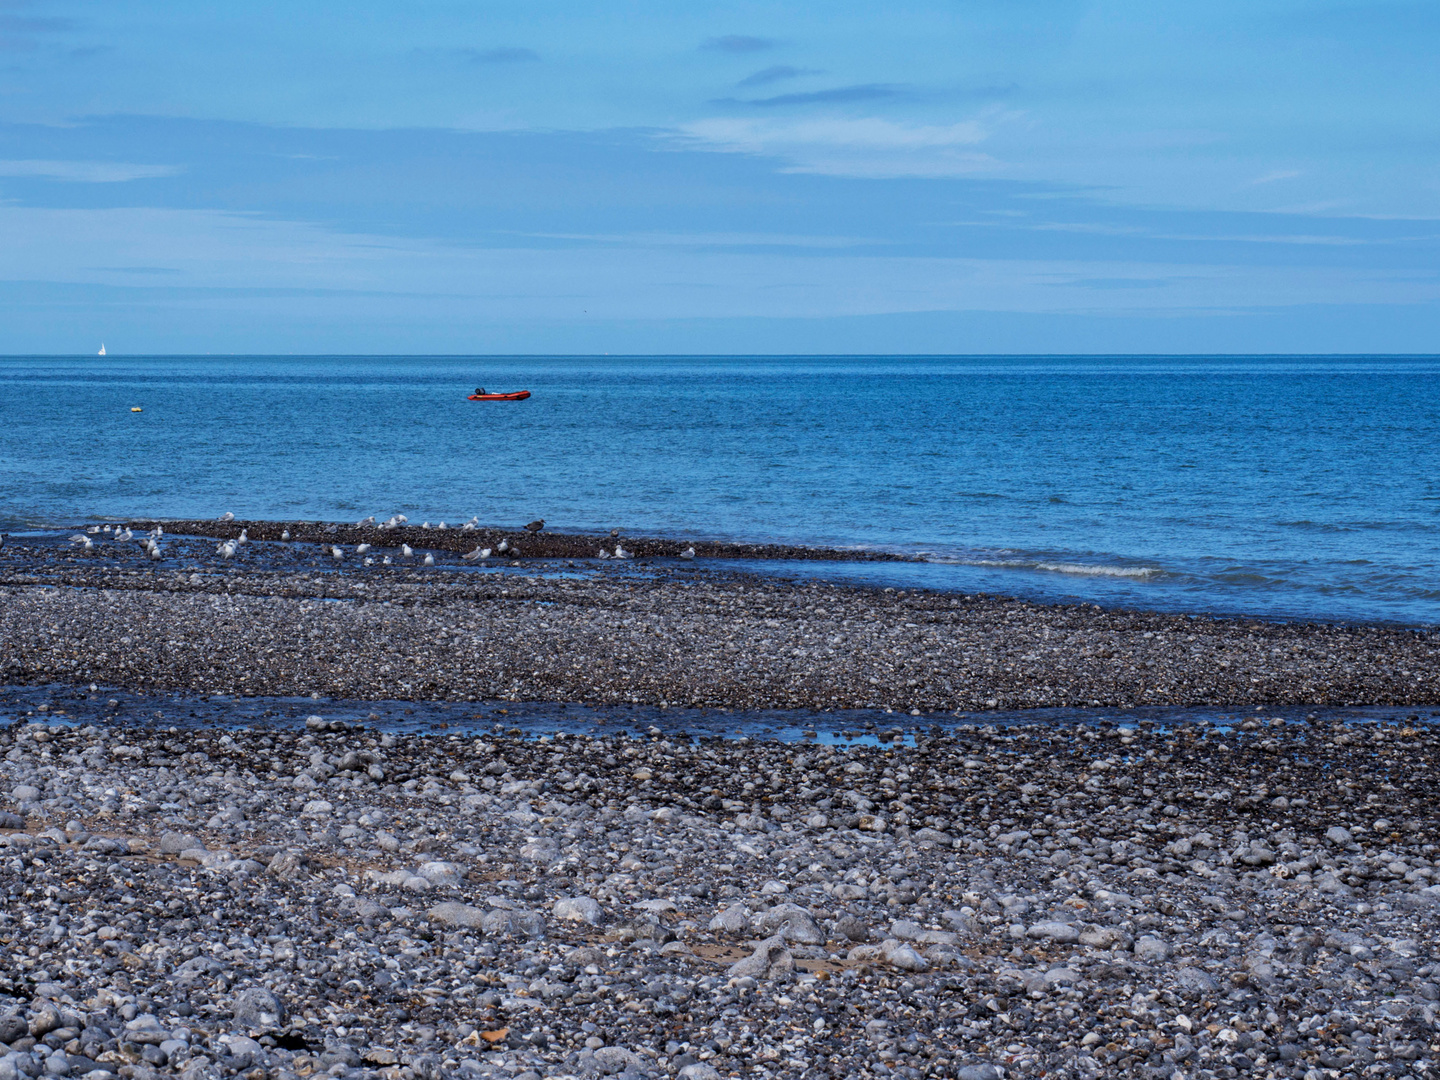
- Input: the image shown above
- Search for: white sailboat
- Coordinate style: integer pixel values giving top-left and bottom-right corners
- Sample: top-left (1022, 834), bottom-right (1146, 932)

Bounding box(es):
top-left (98, 343), bottom-right (106, 356)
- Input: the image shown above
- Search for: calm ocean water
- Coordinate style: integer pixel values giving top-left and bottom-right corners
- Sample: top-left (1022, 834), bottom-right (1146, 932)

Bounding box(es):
top-left (2, 355), bottom-right (1437, 625)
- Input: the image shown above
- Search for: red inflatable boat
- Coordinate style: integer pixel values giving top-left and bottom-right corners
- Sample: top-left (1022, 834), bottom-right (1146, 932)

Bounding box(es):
top-left (467, 390), bottom-right (531, 401)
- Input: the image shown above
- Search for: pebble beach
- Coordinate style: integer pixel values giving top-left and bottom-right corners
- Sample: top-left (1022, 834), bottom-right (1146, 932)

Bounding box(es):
top-left (1, 524), bottom-right (1439, 1080)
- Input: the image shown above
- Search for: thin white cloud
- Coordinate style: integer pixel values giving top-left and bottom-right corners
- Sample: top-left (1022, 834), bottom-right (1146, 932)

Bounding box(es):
top-left (0, 159), bottom-right (180, 183)
top-left (937, 217), bottom-right (1422, 247)
top-left (3, 205), bottom-right (1435, 322)
top-left (1241, 169), bottom-right (1302, 188)
top-left (673, 114), bottom-right (1010, 178)
top-left (510, 230), bottom-right (877, 249)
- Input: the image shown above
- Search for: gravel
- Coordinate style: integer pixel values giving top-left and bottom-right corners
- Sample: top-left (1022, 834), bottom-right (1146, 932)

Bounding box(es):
top-left (1, 531), bottom-right (1437, 711)
top-left (2, 716), bottom-right (1440, 1078)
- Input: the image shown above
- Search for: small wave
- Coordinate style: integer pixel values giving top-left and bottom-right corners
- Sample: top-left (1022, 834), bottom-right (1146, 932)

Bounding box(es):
top-left (1034, 562), bottom-right (1160, 579)
top-left (928, 557), bottom-right (1161, 579)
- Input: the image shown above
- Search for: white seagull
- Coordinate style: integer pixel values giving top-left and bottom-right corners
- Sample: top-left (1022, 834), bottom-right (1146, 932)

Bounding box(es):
top-left (237, 529), bottom-right (248, 544)
top-left (614, 544), bottom-right (630, 559)
top-left (680, 547), bottom-right (696, 560)
top-left (217, 539), bottom-right (237, 558)
top-left (461, 546), bottom-right (488, 561)
top-left (401, 544), bottom-right (414, 558)
top-left (330, 545), bottom-right (344, 560)
top-left (423, 552), bottom-right (435, 566)
top-left (496, 538), bottom-right (509, 554)
top-left (218, 511), bottom-right (235, 522)
top-left (356, 515), bottom-right (376, 526)
top-left (355, 543), bottom-right (370, 555)
top-left (280, 529), bottom-right (291, 541)
top-left (70, 533), bottom-right (94, 550)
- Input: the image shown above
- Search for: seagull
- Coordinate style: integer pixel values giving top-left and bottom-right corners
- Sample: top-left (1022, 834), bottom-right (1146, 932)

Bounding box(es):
top-left (70, 533), bottom-right (94, 550)
top-left (680, 547), bottom-right (696, 560)
top-left (217, 539), bottom-right (237, 558)
top-left (421, 522), bottom-right (431, 530)
top-left (401, 544), bottom-right (414, 558)
top-left (117, 528), bottom-right (133, 541)
top-left (596, 549), bottom-right (610, 559)
top-left (356, 515), bottom-right (376, 526)
top-left (437, 521), bottom-right (447, 530)
top-left (219, 511), bottom-right (234, 522)
top-left (524, 519), bottom-right (544, 534)
top-left (382, 555), bottom-right (392, 565)
top-left (330, 545), bottom-right (344, 560)
top-left (280, 529), bottom-right (291, 541)
top-left (363, 557), bottom-right (374, 566)
top-left (496, 538), bottom-right (509, 554)
top-left (102, 525), bottom-right (112, 533)
top-left (149, 526), bottom-right (164, 539)
top-left (87, 525), bottom-right (100, 534)
top-left (614, 544), bottom-right (630, 559)
top-left (462, 546), bottom-right (488, 561)
top-left (237, 529), bottom-right (248, 544)
top-left (509, 546), bottom-right (521, 558)
top-left (355, 543), bottom-right (370, 555)
top-left (147, 542), bottom-right (162, 561)
top-left (460, 516), bottom-right (479, 531)
top-left (423, 552), bottom-right (435, 566)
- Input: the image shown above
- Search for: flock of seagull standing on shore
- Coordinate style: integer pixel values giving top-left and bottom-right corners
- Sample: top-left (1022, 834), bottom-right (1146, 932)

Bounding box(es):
top-left (55, 513), bottom-right (696, 565)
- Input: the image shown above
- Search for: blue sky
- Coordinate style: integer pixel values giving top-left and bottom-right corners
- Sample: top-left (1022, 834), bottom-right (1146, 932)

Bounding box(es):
top-left (1, 0), bottom-right (1438, 353)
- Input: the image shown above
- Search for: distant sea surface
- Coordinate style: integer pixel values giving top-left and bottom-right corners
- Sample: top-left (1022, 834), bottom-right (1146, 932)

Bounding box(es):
top-left (2, 354), bottom-right (1437, 626)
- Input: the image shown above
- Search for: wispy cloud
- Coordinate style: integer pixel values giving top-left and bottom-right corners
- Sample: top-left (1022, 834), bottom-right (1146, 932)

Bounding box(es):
top-left (737, 65), bottom-right (816, 88)
top-left (509, 230), bottom-right (877, 250)
top-left (676, 115), bottom-right (1005, 178)
top-left (701, 35), bottom-right (775, 53)
top-left (1241, 169), bottom-right (1302, 188)
top-left (939, 216), bottom-right (1423, 248)
top-left (460, 46), bottom-right (539, 64)
top-left (0, 159), bottom-right (180, 182)
top-left (0, 8), bottom-right (75, 50)
top-left (719, 83), bottom-right (900, 108)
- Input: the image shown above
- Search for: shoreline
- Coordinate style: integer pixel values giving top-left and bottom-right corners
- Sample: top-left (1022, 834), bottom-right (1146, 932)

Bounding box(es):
top-left (1, 531), bottom-right (1436, 711)
top-left (123, 519), bottom-right (919, 565)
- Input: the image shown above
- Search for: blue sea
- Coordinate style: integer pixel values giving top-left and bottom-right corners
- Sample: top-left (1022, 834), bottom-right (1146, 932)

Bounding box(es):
top-left (2, 354), bottom-right (1437, 626)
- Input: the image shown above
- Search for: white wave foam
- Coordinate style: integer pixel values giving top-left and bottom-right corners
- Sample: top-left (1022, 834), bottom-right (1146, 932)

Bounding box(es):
top-left (1034, 562), bottom-right (1160, 579)
top-left (928, 557), bottom-right (1160, 579)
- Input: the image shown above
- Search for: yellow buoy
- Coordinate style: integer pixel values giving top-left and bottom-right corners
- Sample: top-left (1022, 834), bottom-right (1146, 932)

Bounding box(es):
top-left (131, 407), bottom-right (143, 412)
